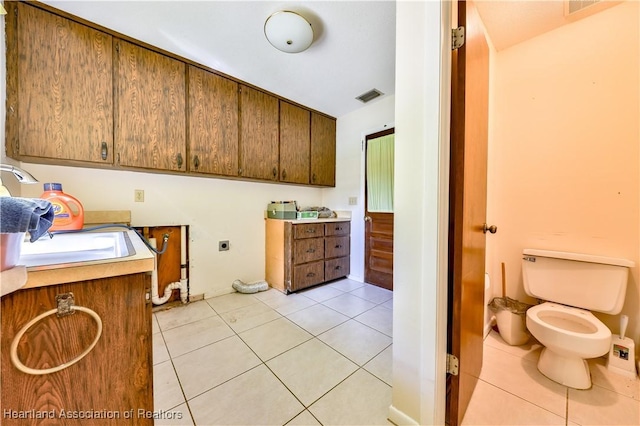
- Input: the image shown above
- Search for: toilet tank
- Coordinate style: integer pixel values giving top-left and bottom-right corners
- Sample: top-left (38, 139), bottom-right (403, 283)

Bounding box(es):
top-left (522, 249), bottom-right (635, 315)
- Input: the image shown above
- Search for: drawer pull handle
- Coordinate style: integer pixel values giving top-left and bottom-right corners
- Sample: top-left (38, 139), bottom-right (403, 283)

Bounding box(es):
top-left (306, 272), bottom-right (315, 277)
top-left (336, 227), bottom-right (342, 231)
top-left (335, 245), bottom-right (342, 248)
top-left (306, 248), bottom-right (316, 253)
top-left (306, 229), bottom-right (316, 233)
top-left (335, 266), bottom-right (342, 270)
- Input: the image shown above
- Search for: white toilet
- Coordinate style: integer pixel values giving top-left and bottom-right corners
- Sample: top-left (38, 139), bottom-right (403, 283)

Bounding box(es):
top-left (522, 248), bottom-right (635, 389)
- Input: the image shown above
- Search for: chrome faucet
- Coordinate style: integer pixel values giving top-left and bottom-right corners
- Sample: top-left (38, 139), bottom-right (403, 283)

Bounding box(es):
top-left (0, 164), bottom-right (39, 184)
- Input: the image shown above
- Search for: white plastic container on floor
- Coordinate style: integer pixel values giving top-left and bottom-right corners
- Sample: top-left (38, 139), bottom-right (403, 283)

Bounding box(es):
top-left (495, 309), bottom-right (529, 345)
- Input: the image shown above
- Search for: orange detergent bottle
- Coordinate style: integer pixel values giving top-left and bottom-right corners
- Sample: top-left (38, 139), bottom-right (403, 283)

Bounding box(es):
top-left (40, 183), bottom-right (84, 231)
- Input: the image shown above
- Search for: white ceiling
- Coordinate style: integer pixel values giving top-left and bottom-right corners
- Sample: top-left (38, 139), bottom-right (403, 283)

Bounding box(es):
top-left (39, 1), bottom-right (617, 119)
top-left (42, 1), bottom-right (396, 119)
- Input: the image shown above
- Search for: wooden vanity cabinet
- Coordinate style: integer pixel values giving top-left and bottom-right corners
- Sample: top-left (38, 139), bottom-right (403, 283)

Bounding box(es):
top-left (115, 40), bottom-right (187, 172)
top-left (0, 273), bottom-right (153, 425)
top-left (266, 219), bottom-right (351, 293)
top-left (5, 2), bottom-right (114, 164)
top-left (239, 85), bottom-right (279, 180)
top-left (188, 66), bottom-right (239, 176)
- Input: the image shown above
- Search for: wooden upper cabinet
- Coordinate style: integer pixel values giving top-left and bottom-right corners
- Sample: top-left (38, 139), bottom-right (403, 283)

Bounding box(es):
top-left (310, 112), bottom-right (337, 186)
top-left (115, 40), bottom-right (186, 171)
top-left (6, 2), bottom-right (113, 163)
top-left (188, 66), bottom-right (239, 176)
top-left (280, 102), bottom-right (311, 184)
top-left (239, 85), bottom-right (279, 180)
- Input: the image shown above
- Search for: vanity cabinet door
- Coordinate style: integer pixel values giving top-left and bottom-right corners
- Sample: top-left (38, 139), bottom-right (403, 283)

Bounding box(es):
top-left (6, 2), bottom-right (113, 164)
top-left (0, 273), bottom-right (153, 425)
top-left (280, 101), bottom-right (310, 184)
top-left (188, 66), bottom-right (239, 176)
top-left (310, 112), bottom-right (336, 187)
top-left (239, 85), bottom-right (279, 180)
top-left (115, 40), bottom-right (186, 171)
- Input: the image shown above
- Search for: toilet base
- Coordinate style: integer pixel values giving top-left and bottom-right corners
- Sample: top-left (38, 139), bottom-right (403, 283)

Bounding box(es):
top-left (537, 347), bottom-right (592, 389)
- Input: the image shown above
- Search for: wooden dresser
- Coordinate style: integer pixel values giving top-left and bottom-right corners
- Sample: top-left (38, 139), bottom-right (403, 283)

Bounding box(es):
top-left (265, 218), bottom-right (351, 293)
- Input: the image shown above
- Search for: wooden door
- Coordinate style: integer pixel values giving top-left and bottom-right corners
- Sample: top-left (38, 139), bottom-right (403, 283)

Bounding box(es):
top-left (7, 2), bottom-right (113, 163)
top-left (446, 1), bottom-right (491, 425)
top-left (188, 66), bottom-right (239, 176)
top-left (310, 113), bottom-right (336, 186)
top-left (280, 101), bottom-right (311, 184)
top-left (364, 128), bottom-right (395, 290)
top-left (239, 85), bottom-right (279, 180)
top-left (115, 40), bottom-right (186, 171)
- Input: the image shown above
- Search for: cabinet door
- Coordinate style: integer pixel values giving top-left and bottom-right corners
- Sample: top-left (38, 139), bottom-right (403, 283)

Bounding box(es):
top-left (115, 40), bottom-right (186, 171)
top-left (188, 66), bottom-right (239, 175)
top-left (239, 85), bottom-right (279, 180)
top-left (9, 3), bottom-right (113, 163)
top-left (0, 274), bottom-right (153, 425)
top-left (310, 112), bottom-right (336, 186)
top-left (280, 101), bottom-right (310, 184)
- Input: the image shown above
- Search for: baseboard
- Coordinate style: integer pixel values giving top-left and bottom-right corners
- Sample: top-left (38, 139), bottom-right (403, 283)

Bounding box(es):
top-left (388, 404), bottom-right (420, 426)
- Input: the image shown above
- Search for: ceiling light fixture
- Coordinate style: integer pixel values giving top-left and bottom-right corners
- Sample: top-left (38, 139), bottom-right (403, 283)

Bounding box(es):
top-left (264, 11), bottom-right (314, 53)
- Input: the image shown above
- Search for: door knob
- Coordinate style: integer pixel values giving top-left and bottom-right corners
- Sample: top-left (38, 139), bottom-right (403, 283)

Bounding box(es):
top-left (483, 223), bottom-right (497, 234)
top-left (364, 216), bottom-right (372, 222)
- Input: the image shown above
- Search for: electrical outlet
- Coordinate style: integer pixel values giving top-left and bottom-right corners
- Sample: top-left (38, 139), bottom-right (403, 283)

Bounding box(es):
top-left (348, 196), bottom-right (358, 205)
top-left (134, 189), bottom-right (144, 202)
top-left (219, 240), bottom-right (230, 251)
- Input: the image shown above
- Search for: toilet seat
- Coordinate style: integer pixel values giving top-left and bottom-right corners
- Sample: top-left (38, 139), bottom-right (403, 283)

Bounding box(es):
top-left (527, 302), bottom-right (611, 359)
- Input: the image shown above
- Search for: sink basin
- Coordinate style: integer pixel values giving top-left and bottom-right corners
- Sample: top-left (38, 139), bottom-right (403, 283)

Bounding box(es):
top-left (19, 231), bottom-right (135, 267)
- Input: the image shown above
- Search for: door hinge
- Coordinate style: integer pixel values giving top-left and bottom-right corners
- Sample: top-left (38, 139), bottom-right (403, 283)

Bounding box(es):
top-left (452, 26), bottom-right (465, 50)
top-left (446, 353), bottom-right (459, 375)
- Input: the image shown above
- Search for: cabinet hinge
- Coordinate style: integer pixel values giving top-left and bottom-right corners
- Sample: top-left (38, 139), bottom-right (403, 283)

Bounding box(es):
top-left (446, 353), bottom-right (459, 375)
top-left (452, 26), bottom-right (465, 50)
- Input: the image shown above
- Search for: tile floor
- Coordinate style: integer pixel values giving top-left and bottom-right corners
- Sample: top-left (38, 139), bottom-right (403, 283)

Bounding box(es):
top-left (152, 279), bottom-right (394, 425)
top-left (152, 278), bottom-right (640, 426)
top-left (462, 330), bottom-right (640, 425)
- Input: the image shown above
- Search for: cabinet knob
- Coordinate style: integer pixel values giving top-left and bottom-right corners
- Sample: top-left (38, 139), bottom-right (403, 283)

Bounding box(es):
top-left (272, 167), bottom-right (277, 178)
top-left (177, 153), bottom-right (183, 169)
top-left (101, 142), bottom-right (108, 161)
top-left (282, 169), bottom-right (287, 180)
top-left (312, 173), bottom-right (317, 182)
top-left (194, 155), bottom-right (200, 170)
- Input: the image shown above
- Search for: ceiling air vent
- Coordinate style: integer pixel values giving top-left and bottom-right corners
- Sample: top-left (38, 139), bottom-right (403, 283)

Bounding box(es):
top-left (356, 89), bottom-right (383, 103)
top-left (565, 0), bottom-right (601, 15)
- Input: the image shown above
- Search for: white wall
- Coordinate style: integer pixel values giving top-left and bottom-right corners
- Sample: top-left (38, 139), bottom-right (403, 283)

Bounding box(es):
top-left (17, 165), bottom-right (324, 298)
top-left (485, 1), bottom-right (640, 342)
top-left (323, 95), bottom-right (395, 282)
top-left (390, 1), bottom-right (448, 424)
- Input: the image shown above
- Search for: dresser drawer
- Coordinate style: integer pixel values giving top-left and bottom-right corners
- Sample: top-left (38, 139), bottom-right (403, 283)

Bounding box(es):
top-left (325, 257), bottom-right (350, 282)
top-left (293, 261), bottom-right (325, 290)
top-left (325, 221), bottom-right (350, 237)
top-left (293, 223), bottom-right (325, 239)
top-left (293, 238), bottom-right (324, 264)
top-left (324, 236), bottom-right (350, 259)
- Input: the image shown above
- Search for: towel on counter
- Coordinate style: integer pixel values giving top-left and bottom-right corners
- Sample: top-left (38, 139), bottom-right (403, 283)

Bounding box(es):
top-left (0, 197), bottom-right (54, 241)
